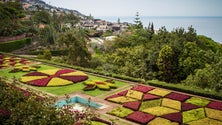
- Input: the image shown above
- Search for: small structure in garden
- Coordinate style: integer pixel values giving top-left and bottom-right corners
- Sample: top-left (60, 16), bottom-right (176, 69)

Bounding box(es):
top-left (83, 79), bottom-right (117, 91)
top-left (20, 69), bottom-right (88, 86)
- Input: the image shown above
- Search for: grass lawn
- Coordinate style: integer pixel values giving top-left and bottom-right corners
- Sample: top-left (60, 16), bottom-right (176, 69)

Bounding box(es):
top-left (0, 64), bottom-right (128, 96)
top-left (34, 75), bottom-right (128, 96)
top-left (0, 64), bottom-right (57, 79)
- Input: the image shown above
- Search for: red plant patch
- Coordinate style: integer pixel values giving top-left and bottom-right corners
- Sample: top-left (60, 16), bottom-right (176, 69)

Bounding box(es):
top-left (161, 112), bottom-right (182, 123)
top-left (166, 92), bottom-right (190, 102)
top-left (117, 90), bottom-right (128, 96)
top-left (123, 101), bottom-right (141, 111)
top-left (131, 85), bottom-right (154, 93)
top-left (126, 111), bottom-right (155, 125)
top-left (105, 94), bottom-right (122, 100)
top-left (142, 93), bottom-right (160, 101)
top-left (207, 101), bottom-right (222, 111)
top-left (21, 69), bottom-right (88, 87)
top-left (182, 102), bottom-right (200, 111)
top-left (24, 72), bottom-right (48, 76)
top-left (83, 84), bottom-right (96, 91)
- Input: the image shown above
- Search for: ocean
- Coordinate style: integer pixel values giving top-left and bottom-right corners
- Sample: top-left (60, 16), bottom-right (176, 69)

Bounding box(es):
top-left (95, 16), bottom-right (222, 43)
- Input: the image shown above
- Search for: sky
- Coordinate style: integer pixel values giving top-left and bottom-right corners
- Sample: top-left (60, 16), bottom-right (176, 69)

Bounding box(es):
top-left (43, 0), bottom-right (222, 17)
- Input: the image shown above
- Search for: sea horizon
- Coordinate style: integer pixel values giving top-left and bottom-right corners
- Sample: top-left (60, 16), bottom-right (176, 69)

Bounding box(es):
top-left (95, 16), bottom-right (222, 43)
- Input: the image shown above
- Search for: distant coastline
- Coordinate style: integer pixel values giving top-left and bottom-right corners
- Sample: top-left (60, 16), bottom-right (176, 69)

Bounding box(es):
top-left (96, 16), bottom-right (222, 43)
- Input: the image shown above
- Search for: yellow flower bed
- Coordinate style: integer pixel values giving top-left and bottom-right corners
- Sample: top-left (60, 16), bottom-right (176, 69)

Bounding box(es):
top-left (162, 98), bottom-right (181, 111)
top-left (148, 117), bottom-right (179, 125)
top-left (148, 88), bottom-right (171, 97)
top-left (47, 78), bottom-right (73, 86)
top-left (39, 69), bottom-right (60, 75)
top-left (61, 71), bottom-right (87, 76)
top-left (188, 118), bottom-right (222, 125)
top-left (142, 106), bottom-right (178, 116)
top-left (107, 96), bottom-right (137, 104)
top-left (126, 90), bottom-right (143, 100)
top-left (205, 108), bottom-right (222, 121)
top-left (20, 76), bottom-right (47, 82)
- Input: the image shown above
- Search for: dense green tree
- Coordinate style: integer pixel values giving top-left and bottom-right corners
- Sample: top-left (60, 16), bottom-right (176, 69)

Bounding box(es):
top-left (32, 10), bottom-right (51, 24)
top-left (134, 12), bottom-right (143, 29)
top-left (56, 29), bottom-right (91, 67)
top-left (157, 45), bottom-right (176, 82)
top-left (0, 1), bottom-right (25, 36)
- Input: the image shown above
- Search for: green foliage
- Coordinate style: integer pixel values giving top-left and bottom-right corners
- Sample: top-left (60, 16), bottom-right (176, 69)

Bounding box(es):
top-left (37, 49), bottom-right (52, 60)
top-left (0, 1), bottom-right (25, 36)
top-left (56, 29), bottom-right (91, 67)
top-left (0, 38), bottom-right (32, 52)
top-left (157, 45), bottom-right (176, 82)
top-left (0, 79), bottom-right (75, 124)
top-left (108, 107), bottom-right (134, 118)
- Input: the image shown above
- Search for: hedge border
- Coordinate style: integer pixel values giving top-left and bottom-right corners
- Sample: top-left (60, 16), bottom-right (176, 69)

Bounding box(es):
top-left (0, 38), bottom-right (32, 52)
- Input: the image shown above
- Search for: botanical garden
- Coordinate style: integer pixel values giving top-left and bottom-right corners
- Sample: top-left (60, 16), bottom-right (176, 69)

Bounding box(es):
top-left (1, 1), bottom-right (222, 125)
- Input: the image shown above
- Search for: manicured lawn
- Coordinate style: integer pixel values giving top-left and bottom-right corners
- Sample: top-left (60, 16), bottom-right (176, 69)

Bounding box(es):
top-left (0, 64), bottom-right (57, 79)
top-left (34, 75), bottom-right (127, 96)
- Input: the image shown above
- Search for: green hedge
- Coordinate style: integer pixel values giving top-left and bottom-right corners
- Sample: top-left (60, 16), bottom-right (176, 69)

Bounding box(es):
top-left (0, 38), bottom-right (32, 52)
top-left (146, 80), bottom-right (222, 100)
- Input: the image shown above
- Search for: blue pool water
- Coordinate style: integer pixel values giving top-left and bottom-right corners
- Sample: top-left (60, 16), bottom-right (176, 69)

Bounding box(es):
top-left (55, 96), bottom-right (103, 109)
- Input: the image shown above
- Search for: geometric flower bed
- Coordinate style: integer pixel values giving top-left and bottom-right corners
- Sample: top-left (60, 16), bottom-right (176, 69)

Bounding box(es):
top-left (83, 80), bottom-right (117, 91)
top-left (0, 55), bottom-right (33, 69)
top-left (20, 69), bottom-right (88, 87)
top-left (9, 65), bottom-right (40, 73)
top-left (105, 85), bottom-right (222, 125)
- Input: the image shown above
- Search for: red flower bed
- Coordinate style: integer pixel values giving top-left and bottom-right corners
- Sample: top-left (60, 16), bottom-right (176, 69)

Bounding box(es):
top-left (126, 111), bottom-right (155, 125)
top-left (105, 94), bottom-right (122, 100)
top-left (123, 101), bottom-right (141, 111)
top-left (29, 77), bottom-right (52, 86)
top-left (143, 93), bottom-right (160, 101)
top-left (182, 102), bottom-right (200, 111)
top-left (83, 84), bottom-right (96, 91)
top-left (117, 90), bottom-right (128, 96)
top-left (24, 72), bottom-right (49, 76)
top-left (131, 85), bottom-right (154, 93)
top-left (21, 69), bottom-right (88, 87)
top-left (207, 101), bottom-right (222, 111)
top-left (161, 112), bottom-right (182, 123)
top-left (165, 92), bottom-right (190, 102)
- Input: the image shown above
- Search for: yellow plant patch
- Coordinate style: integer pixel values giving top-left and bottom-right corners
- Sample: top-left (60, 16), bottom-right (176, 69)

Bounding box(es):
top-left (20, 76), bottom-right (47, 82)
top-left (107, 96), bottom-right (137, 104)
top-left (61, 71), bottom-right (88, 76)
top-left (142, 106), bottom-right (178, 116)
top-left (205, 108), bottom-right (222, 121)
top-left (188, 118), bottom-right (222, 125)
top-left (162, 98), bottom-right (181, 110)
top-left (148, 117), bottom-right (179, 125)
top-left (39, 69), bottom-right (60, 75)
top-left (148, 88), bottom-right (171, 97)
top-left (47, 78), bottom-right (73, 86)
top-left (126, 90), bottom-right (143, 100)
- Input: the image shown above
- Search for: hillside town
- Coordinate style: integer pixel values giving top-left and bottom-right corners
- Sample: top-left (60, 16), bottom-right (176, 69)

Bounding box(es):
top-left (20, 0), bottom-right (131, 34)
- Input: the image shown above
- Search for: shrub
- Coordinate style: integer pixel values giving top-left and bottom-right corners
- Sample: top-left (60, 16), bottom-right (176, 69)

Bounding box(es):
top-left (182, 108), bottom-right (205, 123)
top-left (108, 107), bottom-right (134, 118)
top-left (126, 111), bottom-right (154, 124)
top-left (161, 112), bottom-right (182, 123)
top-left (142, 106), bottom-right (178, 116)
top-left (185, 97), bottom-right (210, 107)
top-left (181, 103), bottom-right (200, 111)
top-left (123, 101), bottom-right (141, 111)
top-left (165, 92), bottom-right (190, 102)
top-left (131, 85), bottom-right (154, 93)
top-left (0, 38), bottom-right (32, 52)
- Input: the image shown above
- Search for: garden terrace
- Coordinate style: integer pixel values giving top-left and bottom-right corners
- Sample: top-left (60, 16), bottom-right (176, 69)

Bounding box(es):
top-left (1, 53), bottom-right (222, 125)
